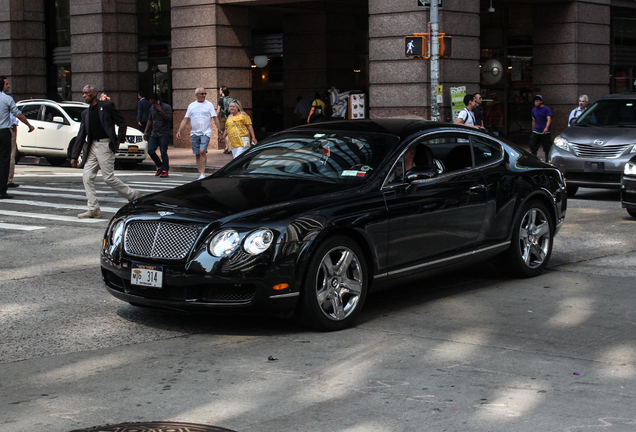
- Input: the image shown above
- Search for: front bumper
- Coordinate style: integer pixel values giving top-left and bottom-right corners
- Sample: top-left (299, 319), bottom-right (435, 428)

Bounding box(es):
top-left (115, 142), bottom-right (148, 161)
top-left (549, 146), bottom-right (631, 189)
top-left (100, 247), bottom-right (301, 314)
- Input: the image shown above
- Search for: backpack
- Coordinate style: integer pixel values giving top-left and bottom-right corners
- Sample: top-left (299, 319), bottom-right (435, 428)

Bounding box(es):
top-left (221, 96), bottom-right (232, 118)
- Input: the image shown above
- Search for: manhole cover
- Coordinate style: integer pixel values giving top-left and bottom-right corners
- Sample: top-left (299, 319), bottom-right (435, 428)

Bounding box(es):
top-left (69, 421), bottom-right (238, 432)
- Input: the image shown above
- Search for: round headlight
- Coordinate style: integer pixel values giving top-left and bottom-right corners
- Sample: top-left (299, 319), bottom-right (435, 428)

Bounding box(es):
top-left (243, 229), bottom-right (274, 255)
top-left (624, 161), bottom-right (636, 176)
top-left (209, 230), bottom-right (240, 257)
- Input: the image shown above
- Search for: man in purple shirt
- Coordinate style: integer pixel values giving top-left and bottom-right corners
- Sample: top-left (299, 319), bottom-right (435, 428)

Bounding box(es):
top-left (530, 95), bottom-right (552, 161)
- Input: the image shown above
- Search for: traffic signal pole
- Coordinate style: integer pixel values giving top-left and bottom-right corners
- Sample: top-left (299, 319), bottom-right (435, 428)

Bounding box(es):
top-left (429, 1), bottom-right (440, 121)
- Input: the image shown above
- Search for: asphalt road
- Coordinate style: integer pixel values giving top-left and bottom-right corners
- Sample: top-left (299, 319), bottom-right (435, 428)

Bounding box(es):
top-left (1, 165), bottom-right (635, 432)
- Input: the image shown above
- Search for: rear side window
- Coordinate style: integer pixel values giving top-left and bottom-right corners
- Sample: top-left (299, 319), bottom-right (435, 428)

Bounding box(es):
top-left (18, 104), bottom-right (41, 120)
top-left (472, 136), bottom-right (503, 167)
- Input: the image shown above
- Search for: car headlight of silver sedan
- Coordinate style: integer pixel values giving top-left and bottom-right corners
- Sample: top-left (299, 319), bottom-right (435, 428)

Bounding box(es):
top-left (553, 136), bottom-right (571, 153)
top-left (624, 161), bottom-right (636, 176)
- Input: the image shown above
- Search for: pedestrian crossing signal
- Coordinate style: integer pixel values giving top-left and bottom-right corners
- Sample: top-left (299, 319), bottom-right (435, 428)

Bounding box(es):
top-left (439, 34), bottom-right (452, 58)
top-left (404, 35), bottom-right (426, 57)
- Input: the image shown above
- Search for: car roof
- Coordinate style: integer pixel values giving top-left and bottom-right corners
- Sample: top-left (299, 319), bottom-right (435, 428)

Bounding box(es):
top-left (291, 118), bottom-right (475, 140)
top-left (599, 92), bottom-right (636, 101)
top-left (17, 99), bottom-right (88, 108)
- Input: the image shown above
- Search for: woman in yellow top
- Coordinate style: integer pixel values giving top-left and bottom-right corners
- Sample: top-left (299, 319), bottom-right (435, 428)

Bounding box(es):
top-left (222, 100), bottom-right (258, 158)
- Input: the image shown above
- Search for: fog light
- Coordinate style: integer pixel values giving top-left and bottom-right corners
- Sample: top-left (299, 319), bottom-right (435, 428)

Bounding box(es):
top-left (273, 283), bottom-right (289, 290)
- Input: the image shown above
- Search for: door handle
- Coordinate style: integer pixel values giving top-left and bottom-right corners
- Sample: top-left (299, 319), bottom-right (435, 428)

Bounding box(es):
top-left (469, 184), bottom-right (486, 191)
top-left (37, 126), bottom-right (44, 129)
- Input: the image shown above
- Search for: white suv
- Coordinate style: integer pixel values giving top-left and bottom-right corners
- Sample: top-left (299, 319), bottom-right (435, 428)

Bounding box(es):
top-left (15, 99), bottom-right (147, 168)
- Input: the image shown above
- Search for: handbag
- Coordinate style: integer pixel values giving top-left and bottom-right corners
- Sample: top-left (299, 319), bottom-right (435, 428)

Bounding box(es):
top-left (241, 136), bottom-right (251, 147)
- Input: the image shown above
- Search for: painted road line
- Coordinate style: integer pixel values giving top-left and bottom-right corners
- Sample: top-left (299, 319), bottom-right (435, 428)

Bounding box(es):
top-left (15, 185), bottom-right (164, 194)
top-left (8, 190), bottom-right (129, 203)
top-left (0, 223), bottom-right (46, 231)
top-left (3, 200), bottom-right (121, 213)
top-left (0, 210), bottom-right (107, 223)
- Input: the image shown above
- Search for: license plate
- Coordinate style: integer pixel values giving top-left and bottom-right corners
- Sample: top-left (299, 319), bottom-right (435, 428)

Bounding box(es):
top-left (131, 263), bottom-right (163, 288)
top-left (128, 146), bottom-right (139, 153)
top-left (584, 161), bottom-right (604, 172)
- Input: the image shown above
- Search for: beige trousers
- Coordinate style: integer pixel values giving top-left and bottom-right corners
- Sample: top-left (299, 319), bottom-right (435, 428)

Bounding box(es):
top-left (7, 127), bottom-right (16, 184)
top-left (83, 141), bottom-right (135, 211)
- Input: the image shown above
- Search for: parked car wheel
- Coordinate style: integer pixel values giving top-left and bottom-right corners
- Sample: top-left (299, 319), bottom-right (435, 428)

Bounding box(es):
top-left (627, 208), bottom-right (636, 218)
top-left (297, 236), bottom-right (368, 331)
top-left (46, 156), bottom-right (67, 166)
top-left (567, 185), bottom-right (578, 197)
top-left (500, 200), bottom-right (554, 278)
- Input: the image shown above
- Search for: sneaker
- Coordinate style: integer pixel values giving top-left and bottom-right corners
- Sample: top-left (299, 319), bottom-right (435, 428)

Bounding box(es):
top-left (78, 209), bottom-right (101, 219)
top-left (129, 189), bottom-right (141, 202)
top-left (198, 173), bottom-right (206, 180)
top-left (160, 171), bottom-right (169, 178)
top-left (223, 149), bottom-right (230, 154)
top-left (155, 168), bottom-right (163, 176)
top-left (7, 182), bottom-right (19, 188)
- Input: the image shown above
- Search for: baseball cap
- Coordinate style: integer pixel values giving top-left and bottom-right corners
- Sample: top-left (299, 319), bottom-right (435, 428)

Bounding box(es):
top-left (533, 94), bottom-right (543, 101)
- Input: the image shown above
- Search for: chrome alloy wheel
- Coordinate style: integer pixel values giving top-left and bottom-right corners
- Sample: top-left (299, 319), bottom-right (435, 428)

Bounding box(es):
top-left (315, 246), bottom-right (364, 321)
top-left (518, 207), bottom-right (551, 269)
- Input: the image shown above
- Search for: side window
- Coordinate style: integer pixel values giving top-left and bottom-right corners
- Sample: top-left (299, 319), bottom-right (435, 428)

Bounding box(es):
top-left (427, 135), bottom-right (473, 173)
top-left (472, 136), bottom-right (503, 167)
top-left (19, 104), bottom-right (41, 121)
top-left (42, 106), bottom-right (67, 124)
top-left (385, 155), bottom-right (405, 186)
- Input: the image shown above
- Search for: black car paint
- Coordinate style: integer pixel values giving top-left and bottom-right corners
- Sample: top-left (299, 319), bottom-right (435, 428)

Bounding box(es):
top-left (101, 120), bottom-right (566, 315)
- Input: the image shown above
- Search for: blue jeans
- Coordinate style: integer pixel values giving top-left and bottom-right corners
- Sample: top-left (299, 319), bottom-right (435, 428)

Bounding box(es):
top-left (148, 133), bottom-right (170, 172)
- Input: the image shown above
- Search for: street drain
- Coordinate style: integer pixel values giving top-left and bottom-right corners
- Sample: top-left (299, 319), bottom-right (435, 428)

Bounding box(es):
top-left (69, 421), bottom-right (238, 432)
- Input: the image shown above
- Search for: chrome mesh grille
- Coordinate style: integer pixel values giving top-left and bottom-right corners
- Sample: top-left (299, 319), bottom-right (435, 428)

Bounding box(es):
top-left (124, 221), bottom-right (200, 260)
top-left (570, 142), bottom-right (633, 158)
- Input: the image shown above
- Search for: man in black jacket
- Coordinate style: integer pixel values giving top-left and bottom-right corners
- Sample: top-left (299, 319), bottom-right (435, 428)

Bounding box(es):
top-left (70, 85), bottom-right (140, 218)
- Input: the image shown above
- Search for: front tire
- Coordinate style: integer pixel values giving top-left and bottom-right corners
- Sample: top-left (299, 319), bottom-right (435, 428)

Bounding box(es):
top-left (500, 200), bottom-right (554, 278)
top-left (297, 236), bottom-right (368, 331)
top-left (627, 208), bottom-right (636, 218)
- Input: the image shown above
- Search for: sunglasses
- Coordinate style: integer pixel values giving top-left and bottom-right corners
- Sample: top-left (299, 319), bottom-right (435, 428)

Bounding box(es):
top-left (197, 92), bottom-right (207, 96)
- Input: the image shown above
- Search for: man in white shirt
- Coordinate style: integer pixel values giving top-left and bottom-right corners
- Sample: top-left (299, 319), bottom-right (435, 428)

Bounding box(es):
top-left (568, 95), bottom-right (589, 126)
top-left (176, 87), bottom-right (223, 180)
top-left (456, 94), bottom-right (480, 129)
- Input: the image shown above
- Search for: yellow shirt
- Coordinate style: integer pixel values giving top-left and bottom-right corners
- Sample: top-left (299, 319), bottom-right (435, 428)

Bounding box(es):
top-left (226, 113), bottom-right (252, 149)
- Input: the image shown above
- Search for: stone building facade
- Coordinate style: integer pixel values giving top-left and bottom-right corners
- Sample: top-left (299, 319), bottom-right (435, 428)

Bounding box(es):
top-left (0, 0), bottom-right (631, 147)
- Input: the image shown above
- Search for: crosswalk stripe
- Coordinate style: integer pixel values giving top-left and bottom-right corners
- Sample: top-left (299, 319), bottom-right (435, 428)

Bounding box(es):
top-left (14, 185), bottom-right (166, 194)
top-left (0, 222), bottom-right (46, 231)
top-left (0, 209), bottom-right (107, 223)
top-left (9, 190), bottom-right (129, 203)
top-left (4, 199), bottom-right (121, 213)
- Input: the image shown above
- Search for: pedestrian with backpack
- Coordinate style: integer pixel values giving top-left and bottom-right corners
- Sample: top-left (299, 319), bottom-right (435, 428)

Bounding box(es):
top-left (217, 86), bottom-right (232, 154)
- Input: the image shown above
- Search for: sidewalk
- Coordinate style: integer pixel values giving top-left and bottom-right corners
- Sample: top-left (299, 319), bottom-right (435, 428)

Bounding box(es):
top-left (139, 146), bottom-right (233, 174)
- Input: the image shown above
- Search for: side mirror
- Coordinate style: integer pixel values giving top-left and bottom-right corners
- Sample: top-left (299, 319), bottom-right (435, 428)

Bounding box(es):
top-left (52, 116), bottom-right (65, 124)
top-left (406, 166), bottom-right (438, 182)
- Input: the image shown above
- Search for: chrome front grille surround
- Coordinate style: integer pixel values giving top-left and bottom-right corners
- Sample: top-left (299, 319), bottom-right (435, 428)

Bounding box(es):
top-left (570, 142), bottom-right (632, 158)
top-left (124, 221), bottom-right (201, 260)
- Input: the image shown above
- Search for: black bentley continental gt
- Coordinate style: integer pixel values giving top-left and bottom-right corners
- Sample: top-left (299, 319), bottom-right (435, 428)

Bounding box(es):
top-left (101, 119), bottom-right (567, 330)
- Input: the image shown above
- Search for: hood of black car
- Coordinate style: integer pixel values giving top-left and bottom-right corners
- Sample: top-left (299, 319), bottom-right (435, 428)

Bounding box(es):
top-left (124, 176), bottom-right (359, 222)
top-left (561, 125), bottom-right (636, 145)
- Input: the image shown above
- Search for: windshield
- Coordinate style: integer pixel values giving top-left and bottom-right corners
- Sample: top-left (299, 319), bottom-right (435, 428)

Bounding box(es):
top-left (576, 99), bottom-right (636, 126)
top-left (217, 130), bottom-right (400, 184)
top-left (61, 106), bottom-right (86, 122)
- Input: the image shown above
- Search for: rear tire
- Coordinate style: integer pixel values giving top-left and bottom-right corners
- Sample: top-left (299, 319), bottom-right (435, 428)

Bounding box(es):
top-left (297, 236), bottom-right (368, 331)
top-left (499, 200), bottom-right (554, 278)
top-left (627, 208), bottom-right (636, 218)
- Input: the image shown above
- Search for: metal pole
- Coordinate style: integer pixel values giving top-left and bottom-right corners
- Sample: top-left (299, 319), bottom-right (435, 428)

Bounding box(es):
top-left (430, 0), bottom-right (440, 121)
